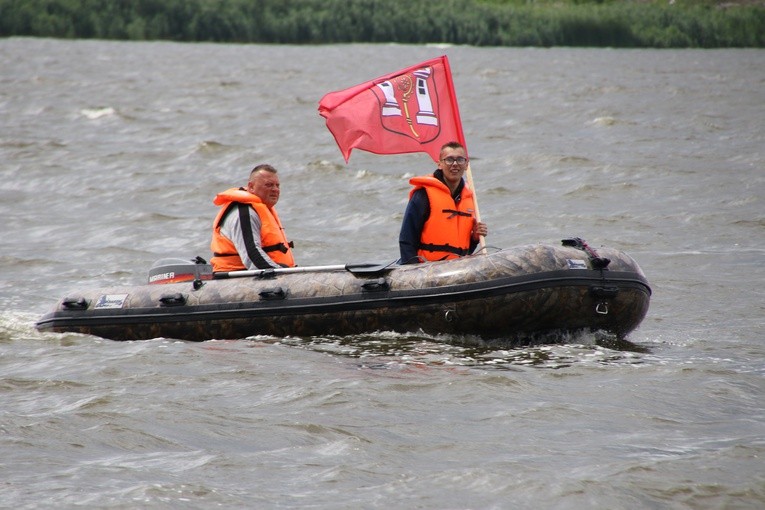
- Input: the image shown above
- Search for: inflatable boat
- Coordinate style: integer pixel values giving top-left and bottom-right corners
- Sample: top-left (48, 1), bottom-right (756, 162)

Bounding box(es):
top-left (35, 238), bottom-right (651, 343)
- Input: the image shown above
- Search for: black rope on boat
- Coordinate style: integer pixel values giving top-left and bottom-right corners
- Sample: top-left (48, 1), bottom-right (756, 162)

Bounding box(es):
top-left (563, 237), bottom-right (614, 315)
top-left (561, 237), bottom-right (610, 269)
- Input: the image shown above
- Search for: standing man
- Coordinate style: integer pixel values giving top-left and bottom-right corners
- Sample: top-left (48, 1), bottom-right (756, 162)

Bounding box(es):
top-left (399, 141), bottom-right (488, 264)
top-left (210, 164), bottom-right (295, 271)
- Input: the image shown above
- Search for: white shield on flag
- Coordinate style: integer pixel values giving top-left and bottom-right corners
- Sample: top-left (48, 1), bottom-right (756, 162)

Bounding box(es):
top-left (372, 66), bottom-right (441, 143)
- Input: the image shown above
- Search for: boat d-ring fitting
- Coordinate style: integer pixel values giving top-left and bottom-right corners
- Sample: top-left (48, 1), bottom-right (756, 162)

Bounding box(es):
top-left (444, 309), bottom-right (457, 322)
top-left (590, 285), bottom-right (617, 315)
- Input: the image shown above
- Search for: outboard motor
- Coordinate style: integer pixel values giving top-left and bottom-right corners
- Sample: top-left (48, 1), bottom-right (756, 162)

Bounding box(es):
top-left (148, 256), bottom-right (213, 285)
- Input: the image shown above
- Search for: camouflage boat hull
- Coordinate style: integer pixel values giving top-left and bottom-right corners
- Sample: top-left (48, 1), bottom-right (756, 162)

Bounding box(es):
top-left (35, 242), bottom-right (651, 343)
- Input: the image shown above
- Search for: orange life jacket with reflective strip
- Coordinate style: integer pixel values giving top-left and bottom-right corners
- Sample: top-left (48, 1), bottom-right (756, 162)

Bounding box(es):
top-left (409, 176), bottom-right (475, 262)
top-left (210, 188), bottom-right (295, 271)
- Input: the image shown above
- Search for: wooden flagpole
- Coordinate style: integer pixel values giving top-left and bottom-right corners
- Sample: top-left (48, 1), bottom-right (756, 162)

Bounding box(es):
top-left (464, 162), bottom-right (486, 254)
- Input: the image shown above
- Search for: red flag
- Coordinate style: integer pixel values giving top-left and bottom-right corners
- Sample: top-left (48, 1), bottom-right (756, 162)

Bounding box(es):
top-left (318, 56), bottom-right (466, 163)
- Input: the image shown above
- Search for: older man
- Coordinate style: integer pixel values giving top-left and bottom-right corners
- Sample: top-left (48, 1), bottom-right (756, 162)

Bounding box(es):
top-left (210, 164), bottom-right (295, 271)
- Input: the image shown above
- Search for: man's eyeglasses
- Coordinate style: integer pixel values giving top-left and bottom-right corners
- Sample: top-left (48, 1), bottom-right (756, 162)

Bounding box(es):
top-left (441, 156), bottom-right (468, 166)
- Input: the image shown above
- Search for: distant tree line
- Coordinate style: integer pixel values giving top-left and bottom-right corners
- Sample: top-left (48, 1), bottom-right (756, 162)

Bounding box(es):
top-left (1, 0), bottom-right (763, 48)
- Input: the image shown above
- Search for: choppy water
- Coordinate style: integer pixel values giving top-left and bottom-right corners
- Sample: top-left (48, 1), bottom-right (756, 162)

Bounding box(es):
top-left (1, 38), bottom-right (763, 508)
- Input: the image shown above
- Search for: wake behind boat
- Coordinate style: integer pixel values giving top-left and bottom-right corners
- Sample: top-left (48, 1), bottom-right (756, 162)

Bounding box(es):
top-left (36, 238), bottom-right (651, 344)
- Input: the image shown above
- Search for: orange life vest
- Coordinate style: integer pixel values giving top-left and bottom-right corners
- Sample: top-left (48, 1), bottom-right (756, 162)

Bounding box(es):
top-left (210, 188), bottom-right (295, 271)
top-left (409, 176), bottom-right (476, 262)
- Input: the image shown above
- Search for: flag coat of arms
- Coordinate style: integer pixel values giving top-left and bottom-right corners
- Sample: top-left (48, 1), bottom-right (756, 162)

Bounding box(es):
top-left (318, 56), bottom-right (466, 163)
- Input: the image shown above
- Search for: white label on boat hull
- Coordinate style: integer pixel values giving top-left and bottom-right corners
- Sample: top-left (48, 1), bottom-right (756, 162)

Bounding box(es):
top-left (94, 294), bottom-right (128, 309)
top-left (567, 259), bottom-right (587, 270)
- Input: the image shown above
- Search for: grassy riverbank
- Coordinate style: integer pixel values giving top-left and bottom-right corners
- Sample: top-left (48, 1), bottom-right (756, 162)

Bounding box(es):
top-left (1, 0), bottom-right (763, 47)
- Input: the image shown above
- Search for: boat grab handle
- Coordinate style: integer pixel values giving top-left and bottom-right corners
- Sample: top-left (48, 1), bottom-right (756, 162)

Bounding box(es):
top-left (361, 278), bottom-right (389, 292)
top-left (590, 286), bottom-right (619, 299)
top-left (62, 296), bottom-right (89, 310)
top-left (259, 287), bottom-right (286, 300)
top-left (159, 293), bottom-right (187, 306)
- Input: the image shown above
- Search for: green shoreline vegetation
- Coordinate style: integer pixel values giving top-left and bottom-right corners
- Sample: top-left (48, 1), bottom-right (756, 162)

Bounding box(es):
top-left (1, 0), bottom-right (763, 48)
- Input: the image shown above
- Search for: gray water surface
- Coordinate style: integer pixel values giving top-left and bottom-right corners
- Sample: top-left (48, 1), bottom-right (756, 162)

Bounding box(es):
top-left (1, 39), bottom-right (763, 509)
